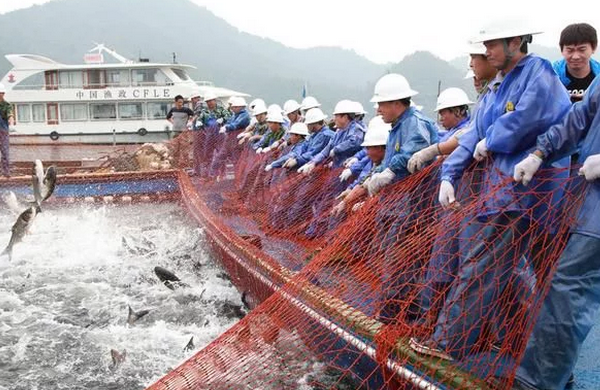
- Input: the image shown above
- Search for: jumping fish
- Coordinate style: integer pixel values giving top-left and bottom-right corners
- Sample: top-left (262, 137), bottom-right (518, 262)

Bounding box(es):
top-left (1, 206), bottom-right (38, 261)
top-left (154, 266), bottom-right (189, 290)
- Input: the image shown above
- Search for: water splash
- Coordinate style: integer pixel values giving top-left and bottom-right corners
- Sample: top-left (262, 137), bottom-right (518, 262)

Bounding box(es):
top-left (0, 203), bottom-right (245, 390)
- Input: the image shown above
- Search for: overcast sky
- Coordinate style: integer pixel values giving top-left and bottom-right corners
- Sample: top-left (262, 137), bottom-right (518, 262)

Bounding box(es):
top-left (2, 0), bottom-right (599, 63)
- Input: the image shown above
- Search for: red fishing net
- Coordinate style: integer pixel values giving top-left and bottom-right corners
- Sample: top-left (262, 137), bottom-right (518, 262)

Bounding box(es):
top-left (149, 131), bottom-right (585, 389)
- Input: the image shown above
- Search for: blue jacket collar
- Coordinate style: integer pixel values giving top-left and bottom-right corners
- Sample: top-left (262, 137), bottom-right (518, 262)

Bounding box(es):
top-left (391, 106), bottom-right (415, 129)
top-left (553, 57), bottom-right (600, 87)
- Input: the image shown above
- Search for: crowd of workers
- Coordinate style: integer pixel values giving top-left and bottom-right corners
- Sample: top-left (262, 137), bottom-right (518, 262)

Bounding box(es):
top-left (121, 20), bottom-right (600, 389)
top-left (165, 21), bottom-right (600, 390)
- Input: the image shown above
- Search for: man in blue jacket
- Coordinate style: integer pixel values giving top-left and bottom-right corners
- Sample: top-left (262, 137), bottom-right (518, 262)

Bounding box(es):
top-left (410, 23), bottom-right (572, 361)
top-left (553, 23), bottom-right (599, 102)
top-left (512, 75), bottom-right (600, 390)
top-left (298, 100), bottom-right (366, 174)
top-left (288, 108), bottom-right (335, 169)
top-left (366, 73), bottom-right (438, 196)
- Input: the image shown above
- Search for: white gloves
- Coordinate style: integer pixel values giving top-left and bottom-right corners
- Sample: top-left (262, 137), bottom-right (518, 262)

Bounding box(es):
top-left (352, 201), bottom-right (365, 213)
top-left (261, 146), bottom-right (272, 154)
top-left (219, 126), bottom-right (227, 134)
top-left (264, 164), bottom-right (273, 172)
top-left (438, 180), bottom-right (456, 208)
top-left (407, 144), bottom-right (439, 174)
top-left (513, 154), bottom-right (543, 186)
top-left (339, 168), bottom-right (353, 182)
top-left (278, 141), bottom-right (287, 150)
top-left (344, 157), bottom-right (358, 168)
top-left (473, 138), bottom-right (488, 161)
top-left (236, 132), bottom-right (247, 139)
top-left (367, 168), bottom-right (396, 196)
top-left (256, 147), bottom-right (263, 154)
top-left (283, 158), bottom-right (298, 169)
top-left (579, 154), bottom-right (600, 181)
top-left (298, 162), bottom-right (316, 175)
top-left (216, 118), bottom-right (224, 125)
top-left (329, 149), bottom-right (335, 158)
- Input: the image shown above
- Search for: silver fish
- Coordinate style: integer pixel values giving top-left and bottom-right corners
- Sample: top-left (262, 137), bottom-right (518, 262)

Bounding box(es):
top-left (32, 160), bottom-right (44, 208)
top-left (41, 166), bottom-right (57, 202)
top-left (154, 266), bottom-right (189, 290)
top-left (1, 206), bottom-right (37, 261)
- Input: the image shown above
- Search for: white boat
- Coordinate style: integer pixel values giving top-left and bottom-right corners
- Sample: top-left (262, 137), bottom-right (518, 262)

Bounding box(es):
top-left (1, 44), bottom-right (249, 144)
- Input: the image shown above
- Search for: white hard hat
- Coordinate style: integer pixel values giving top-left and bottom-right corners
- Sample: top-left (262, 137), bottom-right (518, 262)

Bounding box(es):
top-left (367, 115), bottom-right (386, 129)
top-left (230, 97), bottom-right (247, 107)
top-left (370, 73), bottom-right (418, 103)
top-left (289, 122), bottom-right (310, 136)
top-left (351, 101), bottom-right (367, 115)
top-left (361, 122), bottom-right (390, 147)
top-left (435, 88), bottom-right (473, 112)
top-left (283, 99), bottom-right (302, 115)
top-left (0, 83), bottom-right (6, 93)
top-left (266, 108), bottom-right (285, 123)
top-left (190, 90), bottom-right (202, 99)
top-left (249, 98), bottom-right (266, 111)
top-left (301, 96), bottom-right (321, 110)
top-left (464, 69), bottom-right (475, 80)
top-left (204, 91), bottom-right (218, 101)
top-left (470, 20), bottom-right (542, 44)
top-left (252, 102), bottom-right (268, 116)
top-left (227, 96), bottom-right (236, 105)
top-left (304, 108), bottom-right (327, 124)
top-left (333, 100), bottom-right (356, 115)
top-left (467, 43), bottom-right (487, 55)
top-left (268, 104), bottom-right (283, 115)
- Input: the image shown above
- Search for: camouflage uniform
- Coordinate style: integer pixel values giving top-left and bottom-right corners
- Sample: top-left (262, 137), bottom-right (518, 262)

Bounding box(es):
top-left (0, 101), bottom-right (13, 176)
top-left (193, 104), bottom-right (232, 177)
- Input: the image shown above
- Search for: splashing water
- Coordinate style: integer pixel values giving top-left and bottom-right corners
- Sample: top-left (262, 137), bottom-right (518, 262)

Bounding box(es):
top-left (0, 203), bottom-right (246, 390)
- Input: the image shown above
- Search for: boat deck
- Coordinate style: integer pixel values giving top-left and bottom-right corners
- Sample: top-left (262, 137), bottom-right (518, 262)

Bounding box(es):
top-left (7, 143), bottom-right (141, 175)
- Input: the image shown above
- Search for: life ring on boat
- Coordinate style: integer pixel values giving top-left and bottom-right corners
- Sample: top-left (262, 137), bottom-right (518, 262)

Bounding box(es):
top-left (49, 131), bottom-right (60, 141)
top-left (137, 128), bottom-right (148, 136)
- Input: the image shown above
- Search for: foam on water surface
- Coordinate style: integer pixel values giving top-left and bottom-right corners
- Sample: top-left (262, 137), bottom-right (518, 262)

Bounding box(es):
top-left (0, 202), bottom-right (246, 390)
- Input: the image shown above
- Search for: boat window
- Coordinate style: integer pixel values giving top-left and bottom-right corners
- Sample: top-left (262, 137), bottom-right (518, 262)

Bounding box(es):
top-left (47, 103), bottom-right (59, 125)
top-left (16, 104), bottom-right (31, 123)
top-left (45, 71), bottom-right (59, 90)
top-left (12, 72), bottom-right (45, 90)
top-left (60, 103), bottom-right (88, 121)
top-left (106, 70), bottom-right (131, 87)
top-left (84, 69), bottom-right (106, 89)
top-left (118, 102), bottom-right (144, 120)
top-left (147, 101), bottom-right (170, 119)
top-left (59, 71), bottom-right (84, 89)
top-left (32, 104), bottom-right (46, 122)
top-left (132, 68), bottom-right (172, 86)
top-left (90, 103), bottom-right (117, 121)
top-left (171, 68), bottom-right (190, 81)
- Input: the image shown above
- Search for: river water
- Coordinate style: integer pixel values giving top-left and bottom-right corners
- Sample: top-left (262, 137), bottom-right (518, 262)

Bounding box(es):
top-left (0, 202), bottom-right (246, 390)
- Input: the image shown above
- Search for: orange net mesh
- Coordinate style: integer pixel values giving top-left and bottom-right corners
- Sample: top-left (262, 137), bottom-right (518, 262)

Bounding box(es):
top-left (148, 130), bottom-right (586, 389)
